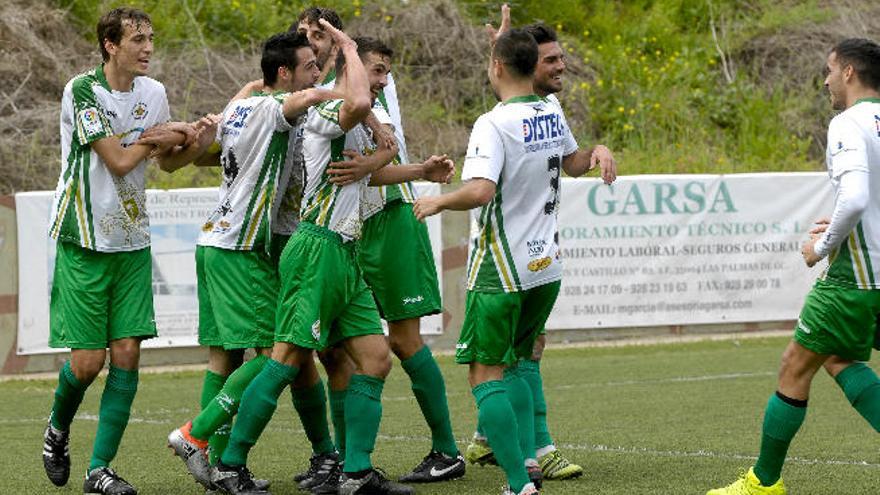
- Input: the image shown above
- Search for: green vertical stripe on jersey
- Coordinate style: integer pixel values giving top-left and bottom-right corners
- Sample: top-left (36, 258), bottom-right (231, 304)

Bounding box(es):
top-left (374, 89), bottom-right (407, 206)
top-left (856, 223), bottom-right (876, 287)
top-left (856, 221), bottom-right (877, 289)
top-left (56, 147), bottom-right (83, 244)
top-left (81, 150), bottom-right (96, 248)
top-left (492, 182), bottom-right (522, 289)
top-left (825, 237), bottom-right (857, 287)
top-left (236, 130), bottom-right (288, 250)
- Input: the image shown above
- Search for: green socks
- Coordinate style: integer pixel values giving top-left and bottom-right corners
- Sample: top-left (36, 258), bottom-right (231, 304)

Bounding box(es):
top-left (191, 355), bottom-right (268, 441)
top-left (473, 380), bottom-right (529, 493)
top-left (343, 374), bottom-right (385, 473)
top-left (222, 359), bottom-right (299, 467)
top-left (401, 346), bottom-right (458, 456)
top-left (519, 359), bottom-right (553, 450)
top-left (200, 370), bottom-right (230, 465)
top-left (504, 365), bottom-right (537, 462)
top-left (834, 362), bottom-right (880, 432)
top-left (330, 388), bottom-right (347, 457)
top-left (50, 361), bottom-right (88, 431)
top-left (292, 379), bottom-right (335, 455)
top-left (754, 392), bottom-right (807, 486)
top-left (89, 366), bottom-right (139, 470)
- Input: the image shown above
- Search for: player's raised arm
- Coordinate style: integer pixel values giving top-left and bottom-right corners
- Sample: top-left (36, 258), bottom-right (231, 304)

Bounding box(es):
top-left (321, 19), bottom-right (370, 131)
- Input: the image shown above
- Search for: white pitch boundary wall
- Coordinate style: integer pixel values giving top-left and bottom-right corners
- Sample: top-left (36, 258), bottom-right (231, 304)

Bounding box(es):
top-left (16, 174), bottom-right (832, 355)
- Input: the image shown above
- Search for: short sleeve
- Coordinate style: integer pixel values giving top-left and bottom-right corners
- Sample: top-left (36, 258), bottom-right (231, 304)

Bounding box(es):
top-left (268, 94), bottom-right (295, 132)
top-left (306, 99), bottom-right (345, 139)
top-left (371, 101), bottom-right (394, 129)
top-left (462, 114), bottom-right (504, 184)
top-left (559, 111), bottom-right (579, 156)
top-left (71, 78), bottom-right (112, 146)
top-left (827, 115), bottom-right (869, 178)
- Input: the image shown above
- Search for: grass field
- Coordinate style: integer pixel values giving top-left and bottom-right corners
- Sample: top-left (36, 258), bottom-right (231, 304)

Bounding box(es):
top-left (5, 337), bottom-right (878, 494)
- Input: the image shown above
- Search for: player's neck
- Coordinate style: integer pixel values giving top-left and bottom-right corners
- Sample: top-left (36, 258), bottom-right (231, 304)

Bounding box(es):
top-left (102, 60), bottom-right (136, 92)
top-left (497, 79), bottom-right (537, 102)
top-left (846, 87), bottom-right (880, 108)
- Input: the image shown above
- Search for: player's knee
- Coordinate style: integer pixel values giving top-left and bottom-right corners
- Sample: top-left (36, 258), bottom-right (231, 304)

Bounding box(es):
top-left (361, 352), bottom-right (392, 379)
top-left (387, 332), bottom-right (422, 360)
top-left (71, 357), bottom-right (105, 384)
top-left (531, 335), bottom-right (547, 361)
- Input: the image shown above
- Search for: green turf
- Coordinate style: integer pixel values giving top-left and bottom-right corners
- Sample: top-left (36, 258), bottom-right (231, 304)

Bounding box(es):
top-left (6, 337), bottom-right (878, 494)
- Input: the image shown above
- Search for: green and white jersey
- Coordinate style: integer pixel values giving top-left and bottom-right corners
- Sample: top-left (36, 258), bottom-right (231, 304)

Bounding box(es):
top-left (820, 98), bottom-right (880, 289)
top-left (300, 99), bottom-right (390, 240)
top-left (317, 73), bottom-right (416, 215)
top-left (370, 74), bottom-right (418, 212)
top-left (463, 95), bottom-right (577, 293)
top-left (198, 92), bottom-right (296, 251)
top-left (272, 121), bottom-right (305, 236)
top-left (49, 65), bottom-right (170, 252)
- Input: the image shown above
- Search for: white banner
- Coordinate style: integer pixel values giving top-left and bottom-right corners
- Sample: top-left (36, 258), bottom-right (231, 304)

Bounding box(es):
top-left (548, 173), bottom-right (833, 329)
top-left (16, 184), bottom-right (443, 355)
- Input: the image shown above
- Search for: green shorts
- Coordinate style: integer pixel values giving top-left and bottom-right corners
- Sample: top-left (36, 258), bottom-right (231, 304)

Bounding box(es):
top-left (270, 232), bottom-right (292, 270)
top-left (49, 241), bottom-right (156, 349)
top-left (456, 281), bottom-right (561, 366)
top-left (196, 245), bottom-right (277, 350)
top-left (359, 201), bottom-right (442, 321)
top-left (794, 279), bottom-right (880, 361)
top-left (276, 222), bottom-right (383, 350)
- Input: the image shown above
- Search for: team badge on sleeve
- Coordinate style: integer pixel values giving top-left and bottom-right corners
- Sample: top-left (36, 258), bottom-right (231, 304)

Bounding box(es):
top-left (79, 107), bottom-right (105, 138)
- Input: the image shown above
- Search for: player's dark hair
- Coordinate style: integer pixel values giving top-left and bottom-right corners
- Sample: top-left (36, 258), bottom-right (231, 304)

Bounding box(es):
top-left (335, 37), bottom-right (394, 76)
top-left (524, 23), bottom-right (558, 45)
top-left (832, 38), bottom-right (880, 91)
top-left (493, 28), bottom-right (539, 78)
top-left (261, 31), bottom-right (311, 86)
top-left (290, 6), bottom-right (344, 32)
top-left (97, 7), bottom-right (151, 62)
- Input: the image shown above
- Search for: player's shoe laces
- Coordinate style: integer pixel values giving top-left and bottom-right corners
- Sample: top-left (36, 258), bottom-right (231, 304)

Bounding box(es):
top-left (338, 468), bottom-right (415, 495)
top-left (211, 463), bottom-right (268, 495)
top-left (168, 422), bottom-right (213, 489)
top-left (501, 482), bottom-right (539, 495)
top-left (43, 422), bottom-right (71, 486)
top-left (538, 449), bottom-right (583, 480)
top-left (398, 451), bottom-right (466, 483)
top-left (526, 464), bottom-right (543, 490)
top-left (297, 452), bottom-right (340, 492)
top-left (465, 435), bottom-right (497, 466)
top-left (83, 467), bottom-right (137, 495)
top-left (707, 468), bottom-right (786, 495)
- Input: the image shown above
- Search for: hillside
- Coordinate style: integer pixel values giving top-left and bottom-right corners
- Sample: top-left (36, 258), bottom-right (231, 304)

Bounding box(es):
top-left (1, 0), bottom-right (879, 194)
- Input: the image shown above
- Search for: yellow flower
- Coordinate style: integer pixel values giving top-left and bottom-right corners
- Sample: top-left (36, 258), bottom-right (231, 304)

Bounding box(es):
top-left (596, 79), bottom-right (604, 87)
top-left (580, 82), bottom-right (590, 89)
top-left (629, 109), bottom-right (636, 115)
top-left (354, 9), bottom-right (361, 17)
top-left (583, 30), bottom-right (590, 37)
top-left (653, 103), bottom-right (661, 109)
top-left (384, 15), bottom-right (392, 22)
top-left (617, 106), bottom-right (625, 113)
top-left (708, 59), bottom-right (716, 65)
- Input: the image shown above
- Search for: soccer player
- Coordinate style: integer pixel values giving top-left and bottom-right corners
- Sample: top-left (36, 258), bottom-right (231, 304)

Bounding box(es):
top-left (166, 31), bottom-right (336, 491)
top-left (707, 38), bottom-right (880, 495)
top-left (292, 7), bottom-right (465, 488)
top-left (413, 27), bottom-right (575, 495)
top-left (207, 23), bottom-right (452, 495)
top-left (466, 9), bottom-right (617, 483)
top-left (41, 7), bottom-right (213, 495)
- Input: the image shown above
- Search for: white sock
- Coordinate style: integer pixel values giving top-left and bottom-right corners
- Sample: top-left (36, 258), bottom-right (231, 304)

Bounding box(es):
top-left (535, 444), bottom-right (556, 458)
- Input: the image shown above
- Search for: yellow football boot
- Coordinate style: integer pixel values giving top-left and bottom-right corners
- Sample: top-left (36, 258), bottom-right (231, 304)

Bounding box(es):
top-left (707, 468), bottom-right (786, 495)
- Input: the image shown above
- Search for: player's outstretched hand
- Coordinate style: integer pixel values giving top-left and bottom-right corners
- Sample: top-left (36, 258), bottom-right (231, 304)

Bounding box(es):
top-left (327, 149), bottom-right (373, 186)
top-left (485, 4), bottom-right (511, 47)
top-left (591, 144), bottom-right (617, 185)
top-left (422, 154), bottom-right (455, 184)
top-left (413, 196), bottom-right (444, 221)
top-left (193, 114), bottom-right (221, 149)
